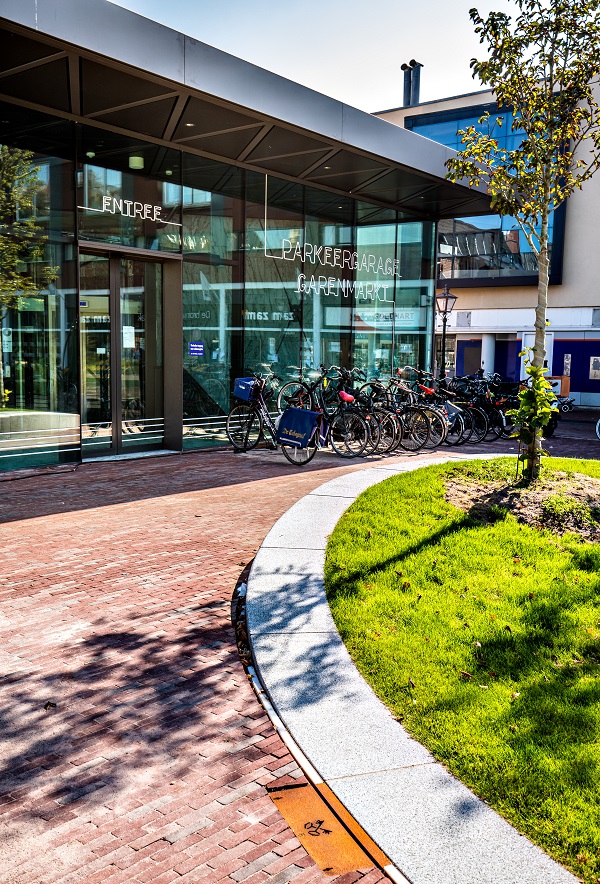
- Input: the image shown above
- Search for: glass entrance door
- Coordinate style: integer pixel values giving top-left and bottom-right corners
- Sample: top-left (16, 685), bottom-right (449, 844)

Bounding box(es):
top-left (80, 253), bottom-right (164, 456)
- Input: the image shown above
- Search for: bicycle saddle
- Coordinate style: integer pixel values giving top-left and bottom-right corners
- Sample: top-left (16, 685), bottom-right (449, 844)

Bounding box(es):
top-left (339, 391), bottom-right (354, 403)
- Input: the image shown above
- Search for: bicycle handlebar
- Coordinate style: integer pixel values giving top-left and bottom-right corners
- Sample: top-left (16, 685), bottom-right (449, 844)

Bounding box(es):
top-left (252, 371), bottom-right (282, 384)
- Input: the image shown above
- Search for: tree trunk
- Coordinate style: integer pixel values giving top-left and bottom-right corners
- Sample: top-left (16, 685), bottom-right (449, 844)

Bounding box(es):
top-left (525, 216), bottom-right (550, 482)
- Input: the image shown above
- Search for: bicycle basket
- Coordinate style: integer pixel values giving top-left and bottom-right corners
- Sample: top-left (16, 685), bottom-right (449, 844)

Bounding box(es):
top-left (276, 407), bottom-right (319, 448)
top-left (233, 377), bottom-right (259, 401)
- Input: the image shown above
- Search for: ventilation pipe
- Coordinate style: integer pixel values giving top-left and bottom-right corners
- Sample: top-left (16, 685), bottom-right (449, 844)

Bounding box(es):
top-left (401, 63), bottom-right (412, 107)
top-left (401, 59), bottom-right (424, 107)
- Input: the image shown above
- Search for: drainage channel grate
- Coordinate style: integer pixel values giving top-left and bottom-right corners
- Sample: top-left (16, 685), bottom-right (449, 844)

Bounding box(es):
top-left (267, 779), bottom-right (374, 876)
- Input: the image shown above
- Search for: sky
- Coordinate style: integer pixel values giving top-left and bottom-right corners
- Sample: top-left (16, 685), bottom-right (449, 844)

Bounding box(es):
top-left (107, 0), bottom-right (515, 112)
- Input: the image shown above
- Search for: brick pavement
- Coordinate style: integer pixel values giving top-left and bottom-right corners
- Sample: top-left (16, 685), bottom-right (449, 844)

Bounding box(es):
top-left (0, 417), bottom-right (598, 884)
top-left (0, 448), bottom-right (394, 884)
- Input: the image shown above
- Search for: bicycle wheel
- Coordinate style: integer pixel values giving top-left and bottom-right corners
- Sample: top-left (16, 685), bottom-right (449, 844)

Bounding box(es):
top-left (320, 382), bottom-right (341, 417)
top-left (485, 406), bottom-right (505, 439)
top-left (329, 412), bottom-right (369, 457)
top-left (280, 440), bottom-right (318, 465)
top-left (499, 409), bottom-right (515, 439)
top-left (398, 407), bottom-right (430, 452)
top-left (276, 381), bottom-right (314, 412)
top-left (374, 408), bottom-right (402, 453)
top-left (421, 407), bottom-right (447, 448)
top-left (466, 406), bottom-right (488, 444)
top-left (596, 417), bottom-right (600, 441)
top-left (457, 407), bottom-right (474, 444)
top-left (445, 412), bottom-right (465, 446)
top-left (226, 404), bottom-right (262, 450)
top-left (362, 410), bottom-right (382, 455)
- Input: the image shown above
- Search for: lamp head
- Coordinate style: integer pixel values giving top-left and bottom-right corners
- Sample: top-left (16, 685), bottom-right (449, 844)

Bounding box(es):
top-left (435, 285), bottom-right (457, 316)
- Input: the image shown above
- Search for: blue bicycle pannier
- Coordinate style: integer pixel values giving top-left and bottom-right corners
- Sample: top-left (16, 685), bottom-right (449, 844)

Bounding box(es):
top-left (233, 377), bottom-right (258, 401)
top-left (276, 407), bottom-right (319, 448)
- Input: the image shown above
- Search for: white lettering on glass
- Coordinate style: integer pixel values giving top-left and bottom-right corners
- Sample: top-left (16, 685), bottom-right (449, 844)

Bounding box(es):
top-left (79, 196), bottom-right (176, 225)
top-left (278, 239), bottom-right (402, 280)
top-left (295, 274), bottom-right (393, 303)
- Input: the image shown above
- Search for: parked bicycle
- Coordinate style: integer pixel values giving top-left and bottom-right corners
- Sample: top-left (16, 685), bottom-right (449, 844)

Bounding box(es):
top-left (277, 364), bottom-right (398, 456)
top-left (276, 364), bottom-right (339, 415)
top-left (226, 372), bottom-right (318, 465)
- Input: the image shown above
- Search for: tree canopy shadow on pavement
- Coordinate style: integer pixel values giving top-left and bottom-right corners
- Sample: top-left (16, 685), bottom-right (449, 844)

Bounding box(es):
top-left (0, 613), bottom-right (260, 820)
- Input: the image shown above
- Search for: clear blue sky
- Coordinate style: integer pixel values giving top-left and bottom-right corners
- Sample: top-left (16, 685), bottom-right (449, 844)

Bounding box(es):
top-left (107, 0), bottom-right (514, 112)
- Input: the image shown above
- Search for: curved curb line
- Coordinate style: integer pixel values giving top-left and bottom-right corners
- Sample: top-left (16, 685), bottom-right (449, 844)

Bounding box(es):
top-left (235, 584), bottom-right (406, 880)
top-left (245, 454), bottom-right (579, 884)
top-left (245, 655), bottom-right (407, 882)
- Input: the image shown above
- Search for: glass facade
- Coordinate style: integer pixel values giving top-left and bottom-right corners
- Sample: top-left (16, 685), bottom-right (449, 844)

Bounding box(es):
top-left (406, 106), bottom-right (564, 283)
top-left (0, 109), bottom-right (79, 470)
top-left (0, 99), bottom-right (436, 469)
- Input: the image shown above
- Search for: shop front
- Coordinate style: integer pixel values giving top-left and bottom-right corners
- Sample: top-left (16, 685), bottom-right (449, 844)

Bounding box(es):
top-left (0, 2), bottom-right (490, 470)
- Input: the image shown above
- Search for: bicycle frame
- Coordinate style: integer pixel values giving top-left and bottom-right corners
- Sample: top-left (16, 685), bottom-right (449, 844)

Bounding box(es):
top-left (256, 391), bottom-right (279, 440)
top-left (238, 388), bottom-right (278, 452)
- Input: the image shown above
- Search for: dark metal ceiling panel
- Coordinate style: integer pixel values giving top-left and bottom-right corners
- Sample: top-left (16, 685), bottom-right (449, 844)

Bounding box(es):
top-left (180, 125), bottom-right (265, 159)
top-left (0, 99), bottom-right (73, 157)
top-left (0, 57), bottom-right (70, 112)
top-left (79, 124), bottom-right (180, 177)
top-left (3, 0), bottom-right (187, 83)
top-left (355, 203), bottom-right (398, 224)
top-left (182, 154), bottom-right (244, 195)
top-left (354, 167), bottom-right (437, 197)
top-left (251, 150), bottom-right (332, 177)
top-left (172, 96), bottom-right (262, 140)
top-left (0, 8), bottom-right (493, 218)
top-left (307, 169), bottom-right (390, 193)
top-left (81, 59), bottom-right (174, 115)
top-left (398, 186), bottom-right (492, 217)
top-left (245, 126), bottom-right (330, 162)
top-left (0, 28), bottom-right (60, 72)
top-left (306, 149), bottom-right (386, 179)
top-left (93, 96), bottom-right (178, 139)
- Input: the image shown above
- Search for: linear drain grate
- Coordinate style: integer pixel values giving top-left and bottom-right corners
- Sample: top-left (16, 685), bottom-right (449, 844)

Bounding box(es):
top-left (268, 780), bottom-right (377, 876)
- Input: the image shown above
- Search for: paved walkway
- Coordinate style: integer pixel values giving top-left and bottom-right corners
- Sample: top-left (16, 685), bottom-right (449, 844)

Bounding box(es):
top-left (1, 449), bottom-right (402, 884)
top-left (0, 416), bottom-right (597, 883)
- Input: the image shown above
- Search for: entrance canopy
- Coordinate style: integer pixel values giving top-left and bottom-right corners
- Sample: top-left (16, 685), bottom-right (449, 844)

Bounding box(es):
top-left (0, 0), bottom-right (491, 220)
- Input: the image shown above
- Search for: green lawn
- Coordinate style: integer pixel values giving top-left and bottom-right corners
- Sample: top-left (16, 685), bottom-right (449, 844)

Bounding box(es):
top-left (325, 458), bottom-right (600, 883)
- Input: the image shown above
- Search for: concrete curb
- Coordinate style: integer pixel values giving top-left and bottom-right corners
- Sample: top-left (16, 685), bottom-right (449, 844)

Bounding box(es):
top-left (246, 454), bottom-right (579, 884)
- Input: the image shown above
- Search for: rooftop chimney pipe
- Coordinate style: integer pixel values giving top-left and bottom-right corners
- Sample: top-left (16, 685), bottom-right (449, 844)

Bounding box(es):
top-left (402, 60), bottom-right (424, 107)
top-left (401, 63), bottom-right (411, 108)
top-left (410, 59), bottom-right (423, 106)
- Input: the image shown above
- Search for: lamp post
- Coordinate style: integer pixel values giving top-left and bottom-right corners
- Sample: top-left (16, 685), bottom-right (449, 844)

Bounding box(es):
top-left (435, 285), bottom-right (457, 378)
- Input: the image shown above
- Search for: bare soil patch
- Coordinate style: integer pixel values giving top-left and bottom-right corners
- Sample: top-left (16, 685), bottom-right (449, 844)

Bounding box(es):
top-left (445, 470), bottom-right (600, 541)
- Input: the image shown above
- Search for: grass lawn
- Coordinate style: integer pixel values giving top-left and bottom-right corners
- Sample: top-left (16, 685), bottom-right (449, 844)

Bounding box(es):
top-left (324, 457), bottom-right (600, 883)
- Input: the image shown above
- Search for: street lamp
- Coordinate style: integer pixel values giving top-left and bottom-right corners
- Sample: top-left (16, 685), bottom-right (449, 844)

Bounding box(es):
top-left (435, 285), bottom-right (457, 378)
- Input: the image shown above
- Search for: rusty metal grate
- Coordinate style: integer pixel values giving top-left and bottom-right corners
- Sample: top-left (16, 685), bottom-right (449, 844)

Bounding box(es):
top-left (267, 780), bottom-right (388, 876)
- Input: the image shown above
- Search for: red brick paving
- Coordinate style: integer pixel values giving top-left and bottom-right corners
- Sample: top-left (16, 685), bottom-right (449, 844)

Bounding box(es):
top-left (0, 448), bottom-right (393, 884)
top-left (1, 418), bottom-right (598, 883)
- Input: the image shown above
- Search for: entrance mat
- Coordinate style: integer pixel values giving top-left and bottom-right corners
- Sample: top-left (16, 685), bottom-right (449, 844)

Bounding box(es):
top-left (267, 779), bottom-right (388, 876)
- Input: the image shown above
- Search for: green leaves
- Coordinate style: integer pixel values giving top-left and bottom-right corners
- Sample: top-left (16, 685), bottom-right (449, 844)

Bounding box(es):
top-left (507, 352), bottom-right (558, 480)
top-left (447, 0), bottom-right (600, 483)
top-left (447, 0), bottom-right (600, 242)
top-left (0, 145), bottom-right (58, 309)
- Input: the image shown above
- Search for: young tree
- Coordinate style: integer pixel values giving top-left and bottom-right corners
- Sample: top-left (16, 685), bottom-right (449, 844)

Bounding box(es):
top-left (446, 0), bottom-right (600, 481)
